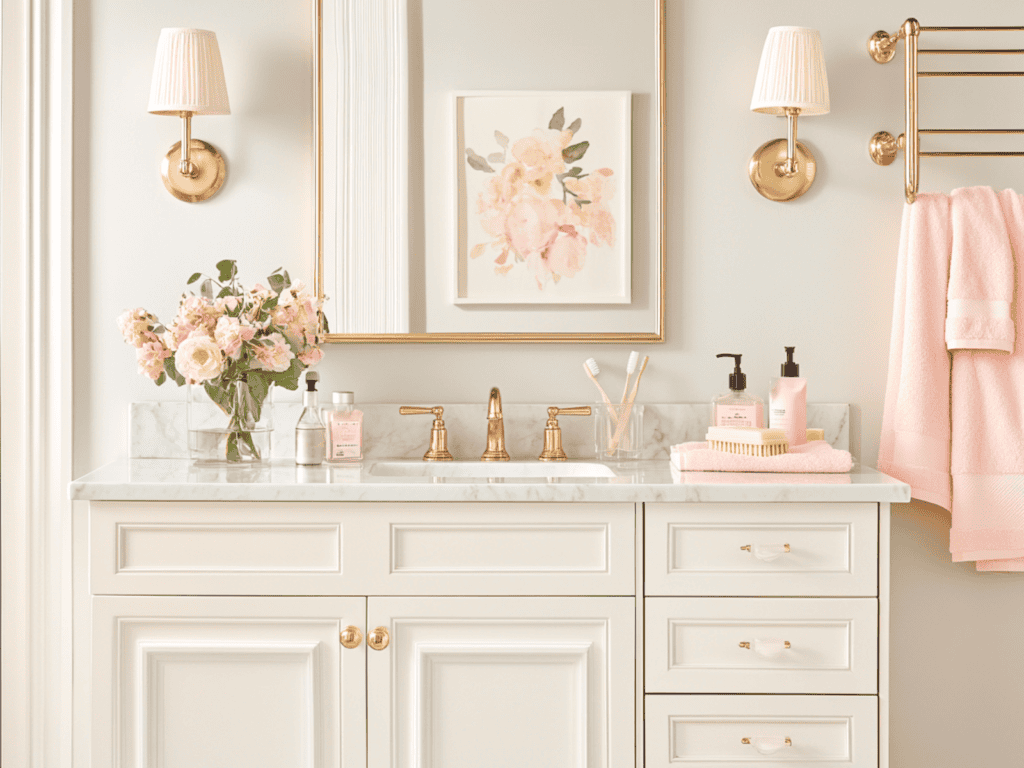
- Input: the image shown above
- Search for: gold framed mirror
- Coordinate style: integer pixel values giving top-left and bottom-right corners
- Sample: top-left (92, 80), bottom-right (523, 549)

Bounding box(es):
top-left (315, 0), bottom-right (665, 342)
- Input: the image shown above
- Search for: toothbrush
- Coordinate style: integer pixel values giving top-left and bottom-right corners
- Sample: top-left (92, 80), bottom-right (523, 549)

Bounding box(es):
top-left (583, 358), bottom-right (616, 413)
top-left (607, 355), bottom-right (649, 456)
top-left (620, 351), bottom-right (639, 405)
top-left (584, 359), bottom-right (620, 445)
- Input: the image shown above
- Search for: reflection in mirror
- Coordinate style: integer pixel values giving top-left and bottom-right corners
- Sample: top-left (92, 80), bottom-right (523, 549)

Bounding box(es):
top-left (316, 0), bottom-right (664, 341)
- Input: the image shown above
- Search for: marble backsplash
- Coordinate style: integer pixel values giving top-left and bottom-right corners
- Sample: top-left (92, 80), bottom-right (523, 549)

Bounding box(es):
top-left (130, 401), bottom-right (850, 461)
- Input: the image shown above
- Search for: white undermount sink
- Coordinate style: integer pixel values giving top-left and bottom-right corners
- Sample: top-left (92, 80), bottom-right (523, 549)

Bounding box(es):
top-left (369, 461), bottom-right (617, 479)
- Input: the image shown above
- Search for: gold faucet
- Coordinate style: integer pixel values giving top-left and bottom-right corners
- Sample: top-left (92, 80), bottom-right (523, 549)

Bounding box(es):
top-left (481, 387), bottom-right (511, 461)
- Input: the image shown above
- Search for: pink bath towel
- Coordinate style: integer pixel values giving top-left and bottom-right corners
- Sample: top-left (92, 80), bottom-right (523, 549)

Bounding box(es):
top-left (670, 440), bottom-right (853, 473)
top-left (947, 188), bottom-right (1024, 571)
top-left (877, 194), bottom-right (953, 509)
top-left (879, 186), bottom-right (1024, 572)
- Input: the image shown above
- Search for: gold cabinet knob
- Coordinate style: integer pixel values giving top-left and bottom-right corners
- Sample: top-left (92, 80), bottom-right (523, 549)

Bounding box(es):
top-left (339, 625), bottom-right (363, 649)
top-left (367, 626), bottom-right (390, 651)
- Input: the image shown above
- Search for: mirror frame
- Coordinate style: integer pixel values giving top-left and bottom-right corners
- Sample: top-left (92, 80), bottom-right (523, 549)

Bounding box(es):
top-left (315, 0), bottom-right (665, 343)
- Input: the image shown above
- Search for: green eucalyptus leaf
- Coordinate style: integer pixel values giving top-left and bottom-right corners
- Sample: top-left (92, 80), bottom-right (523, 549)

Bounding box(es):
top-left (201, 279), bottom-right (215, 300)
top-left (247, 373), bottom-right (270, 422)
top-left (186, 272), bottom-right (202, 285)
top-left (216, 260), bottom-right (236, 283)
top-left (155, 372), bottom-right (167, 386)
top-left (548, 107), bottom-right (565, 131)
top-left (567, 117), bottom-right (582, 135)
top-left (164, 355), bottom-right (186, 386)
top-left (263, 295), bottom-right (279, 311)
top-left (562, 141), bottom-right (589, 164)
top-left (268, 273), bottom-right (286, 293)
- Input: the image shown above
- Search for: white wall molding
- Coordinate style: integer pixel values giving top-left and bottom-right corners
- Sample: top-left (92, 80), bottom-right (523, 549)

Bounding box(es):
top-left (1, 0), bottom-right (75, 766)
top-left (319, 0), bottom-right (408, 333)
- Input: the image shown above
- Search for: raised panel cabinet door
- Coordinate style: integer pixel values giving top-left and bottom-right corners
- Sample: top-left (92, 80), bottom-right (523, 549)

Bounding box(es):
top-left (92, 596), bottom-right (367, 768)
top-left (366, 596), bottom-right (635, 768)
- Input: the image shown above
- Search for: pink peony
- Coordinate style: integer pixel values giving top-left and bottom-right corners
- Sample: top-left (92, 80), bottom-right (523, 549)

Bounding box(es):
top-left (214, 316), bottom-right (256, 360)
top-left (252, 332), bottom-right (295, 373)
top-left (506, 195), bottom-right (562, 259)
top-left (512, 129), bottom-right (572, 193)
top-left (544, 227), bottom-right (588, 279)
top-left (136, 340), bottom-right (171, 381)
top-left (176, 332), bottom-right (224, 383)
top-left (298, 347), bottom-right (324, 366)
top-left (565, 168), bottom-right (616, 247)
top-left (117, 308), bottom-right (159, 348)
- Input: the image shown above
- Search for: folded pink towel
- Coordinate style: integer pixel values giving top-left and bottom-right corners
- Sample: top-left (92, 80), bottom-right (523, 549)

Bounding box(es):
top-left (946, 187), bottom-right (1016, 353)
top-left (947, 188), bottom-right (1024, 571)
top-left (670, 440), bottom-right (853, 473)
top-left (671, 468), bottom-right (851, 485)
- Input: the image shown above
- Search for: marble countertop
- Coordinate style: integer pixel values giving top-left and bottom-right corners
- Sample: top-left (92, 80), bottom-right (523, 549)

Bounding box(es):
top-left (70, 459), bottom-right (911, 504)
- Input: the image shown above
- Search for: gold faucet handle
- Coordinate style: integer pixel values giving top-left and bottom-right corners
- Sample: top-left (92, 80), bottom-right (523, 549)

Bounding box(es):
top-left (539, 406), bottom-right (592, 462)
top-left (549, 406), bottom-right (592, 419)
top-left (399, 406), bottom-right (453, 461)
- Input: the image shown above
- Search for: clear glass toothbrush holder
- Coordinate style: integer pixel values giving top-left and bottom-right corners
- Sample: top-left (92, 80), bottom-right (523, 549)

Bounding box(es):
top-left (595, 404), bottom-right (644, 460)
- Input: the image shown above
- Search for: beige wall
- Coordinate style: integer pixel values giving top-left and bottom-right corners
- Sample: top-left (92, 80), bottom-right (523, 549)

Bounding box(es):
top-left (74, 1), bottom-right (1024, 765)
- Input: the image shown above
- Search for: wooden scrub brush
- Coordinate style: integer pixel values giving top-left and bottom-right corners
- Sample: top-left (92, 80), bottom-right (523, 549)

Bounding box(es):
top-left (705, 427), bottom-right (789, 457)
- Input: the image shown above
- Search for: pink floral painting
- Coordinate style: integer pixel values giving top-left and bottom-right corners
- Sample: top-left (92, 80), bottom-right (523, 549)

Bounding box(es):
top-left (455, 92), bottom-right (631, 304)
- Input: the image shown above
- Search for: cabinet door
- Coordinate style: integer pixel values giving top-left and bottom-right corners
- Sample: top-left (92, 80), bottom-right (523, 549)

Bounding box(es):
top-left (366, 596), bottom-right (634, 768)
top-left (93, 596), bottom-right (366, 768)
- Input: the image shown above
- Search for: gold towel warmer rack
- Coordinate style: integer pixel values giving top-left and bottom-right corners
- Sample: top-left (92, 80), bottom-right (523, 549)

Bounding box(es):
top-left (868, 18), bottom-right (1024, 203)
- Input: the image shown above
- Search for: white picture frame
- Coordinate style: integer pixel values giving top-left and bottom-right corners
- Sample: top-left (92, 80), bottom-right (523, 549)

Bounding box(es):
top-left (452, 91), bottom-right (632, 305)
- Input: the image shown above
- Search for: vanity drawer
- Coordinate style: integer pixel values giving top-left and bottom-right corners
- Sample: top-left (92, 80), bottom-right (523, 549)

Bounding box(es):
top-left (645, 694), bottom-right (878, 768)
top-left (645, 503), bottom-right (878, 597)
top-left (645, 597), bottom-right (878, 694)
top-left (91, 501), bottom-right (635, 596)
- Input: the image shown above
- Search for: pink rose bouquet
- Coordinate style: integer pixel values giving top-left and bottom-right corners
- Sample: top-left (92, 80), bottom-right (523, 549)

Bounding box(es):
top-left (116, 260), bottom-right (327, 461)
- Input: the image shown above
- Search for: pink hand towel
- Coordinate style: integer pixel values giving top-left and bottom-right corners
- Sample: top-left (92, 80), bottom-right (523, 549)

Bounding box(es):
top-left (670, 441), bottom-right (853, 473)
top-left (877, 195), bottom-right (953, 509)
top-left (947, 188), bottom-right (1024, 571)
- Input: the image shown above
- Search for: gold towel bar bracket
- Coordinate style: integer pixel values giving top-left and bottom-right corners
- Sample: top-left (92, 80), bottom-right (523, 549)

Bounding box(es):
top-left (868, 18), bottom-right (1024, 202)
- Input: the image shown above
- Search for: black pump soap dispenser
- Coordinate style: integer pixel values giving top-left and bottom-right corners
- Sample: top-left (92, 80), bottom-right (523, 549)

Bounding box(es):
top-left (712, 353), bottom-right (765, 428)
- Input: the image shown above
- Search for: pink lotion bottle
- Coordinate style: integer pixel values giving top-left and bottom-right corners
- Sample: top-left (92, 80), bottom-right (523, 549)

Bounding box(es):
top-left (769, 346), bottom-right (807, 446)
top-left (324, 391), bottom-right (363, 463)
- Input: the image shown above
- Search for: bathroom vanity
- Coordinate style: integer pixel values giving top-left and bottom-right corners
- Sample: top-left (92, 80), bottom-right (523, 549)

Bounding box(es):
top-left (70, 458), bottom-right (909, 768)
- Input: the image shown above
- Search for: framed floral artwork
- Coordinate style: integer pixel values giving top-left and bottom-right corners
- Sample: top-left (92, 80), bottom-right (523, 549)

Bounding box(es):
top-left (453, 91), bottom-right (632, 305)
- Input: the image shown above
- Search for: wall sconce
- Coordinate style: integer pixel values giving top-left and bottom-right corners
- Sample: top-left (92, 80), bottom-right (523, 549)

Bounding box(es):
top-left (748, 26), bottom-right (830, 202)
top-left (148, 28), bottom-right (230, 203)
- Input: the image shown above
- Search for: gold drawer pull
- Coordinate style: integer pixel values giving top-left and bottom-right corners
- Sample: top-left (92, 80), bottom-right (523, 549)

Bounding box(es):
top-left (339, 625), bottom-right (363, 649)
top-left (742, 737), bottom-right (792, 755)
top-left (740, 543), bottom-right (791, 562)
top-left (739, 639), bottom-right (791, 658)
top-left (367, 626), bottom-right (390, 651)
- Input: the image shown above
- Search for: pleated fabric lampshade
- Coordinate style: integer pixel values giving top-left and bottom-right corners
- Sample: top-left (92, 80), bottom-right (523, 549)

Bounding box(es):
top-left (149, 28), bottom-right (230, 116)
top-left (750, 27), bottom-right (829, 116)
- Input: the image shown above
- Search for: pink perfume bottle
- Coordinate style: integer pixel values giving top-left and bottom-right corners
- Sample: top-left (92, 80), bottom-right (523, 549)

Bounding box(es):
top-left (323, 391), bottom-right (363, 463)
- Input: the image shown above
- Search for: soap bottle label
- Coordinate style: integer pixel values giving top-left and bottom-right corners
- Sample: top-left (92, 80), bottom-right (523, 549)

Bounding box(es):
top-left (717, 405), bottom-right (758, 427)
top-left (330, 419), bottom-right (362, 460)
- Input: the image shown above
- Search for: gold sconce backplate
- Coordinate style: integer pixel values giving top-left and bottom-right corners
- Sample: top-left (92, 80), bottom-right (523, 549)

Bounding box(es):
top-left (160, 139), bottom-right (226, 203)
top-left (748, 138), bottom-right (816, 202)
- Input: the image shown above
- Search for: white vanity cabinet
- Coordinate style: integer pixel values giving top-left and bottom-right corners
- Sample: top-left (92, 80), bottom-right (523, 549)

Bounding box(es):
top-left (72, 461), bottom-right (906, 768)
top-left (85, 501), bottom-right (637, 768)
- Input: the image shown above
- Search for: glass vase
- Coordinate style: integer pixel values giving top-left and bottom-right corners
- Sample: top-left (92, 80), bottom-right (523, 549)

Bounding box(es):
top-left (186, 380), bottom-right (274, 464)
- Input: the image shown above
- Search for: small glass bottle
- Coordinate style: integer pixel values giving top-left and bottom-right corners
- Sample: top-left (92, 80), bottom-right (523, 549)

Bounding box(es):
top-left (712, 353), bottom-right (764, 428)
top-left (295, 372), bottom-right (326, 466)
top-left (323, 391), bottom-right (363, 463)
